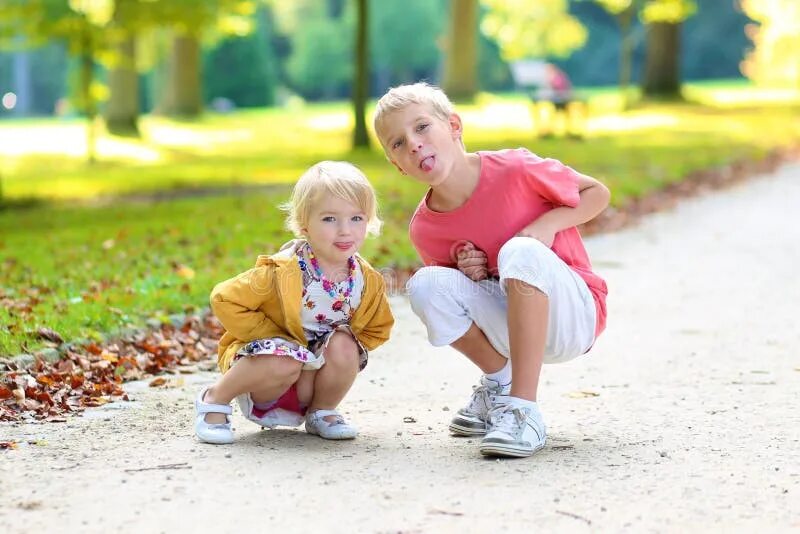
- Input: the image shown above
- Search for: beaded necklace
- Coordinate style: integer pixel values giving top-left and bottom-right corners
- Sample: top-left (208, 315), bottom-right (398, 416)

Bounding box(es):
top-left (297, 244), bottom-right (356, 300)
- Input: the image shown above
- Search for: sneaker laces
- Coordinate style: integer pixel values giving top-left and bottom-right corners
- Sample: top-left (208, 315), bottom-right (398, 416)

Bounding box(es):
top-left (463, 384), bottom-right (493, 415)
top-left (488, 404), bottom-right (525, 436)
top-left (463, 377), bottom-right (505, 415)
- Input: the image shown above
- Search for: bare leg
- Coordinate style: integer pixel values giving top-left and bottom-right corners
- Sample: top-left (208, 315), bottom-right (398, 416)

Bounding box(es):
top-left (450, 323), bottom-right (507, 375)
top-left (295, 369), bottom-right (316, 407)
top-left (309, 331), bottom-right (360, 421)
top-left (506, 278), bottom-right (548, 401)
top-left (203, 356), bottom-right (302, 424)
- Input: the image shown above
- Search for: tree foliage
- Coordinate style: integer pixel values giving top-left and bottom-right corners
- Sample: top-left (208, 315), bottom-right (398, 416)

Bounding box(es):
top-left (740, 0), bottom-right (800, 87)
top-left (480, 0), bottom-right (587, 60)
top-left (285, 9), bottom-right (352, 99)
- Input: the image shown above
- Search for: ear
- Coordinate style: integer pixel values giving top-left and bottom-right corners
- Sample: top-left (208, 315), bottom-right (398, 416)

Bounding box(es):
top-left (448, 113), bottom-right (463, 140)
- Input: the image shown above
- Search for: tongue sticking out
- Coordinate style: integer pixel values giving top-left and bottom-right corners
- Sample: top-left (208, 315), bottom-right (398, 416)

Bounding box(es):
top-left (420, 156), bottom-right (434, 172)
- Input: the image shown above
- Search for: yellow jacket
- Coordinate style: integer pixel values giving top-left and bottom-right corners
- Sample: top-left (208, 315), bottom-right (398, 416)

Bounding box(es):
top-left (210, 247), bottom-right (394, 372)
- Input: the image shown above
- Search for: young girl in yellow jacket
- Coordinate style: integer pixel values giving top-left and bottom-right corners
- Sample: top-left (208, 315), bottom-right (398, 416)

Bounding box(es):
top-left (195, 161), bottom-right (394, 444)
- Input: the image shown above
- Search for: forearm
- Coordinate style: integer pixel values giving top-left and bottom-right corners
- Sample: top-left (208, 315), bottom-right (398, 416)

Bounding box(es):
top-left (536, 182), bottom-right (610, 232)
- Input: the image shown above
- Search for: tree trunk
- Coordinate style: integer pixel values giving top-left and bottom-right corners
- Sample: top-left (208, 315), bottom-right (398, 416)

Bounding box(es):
top-left (442, 0), bottom-right (478, 101)
top-left (617, 6), bottom-right (635, 110)
top-left (352, 0), bottom-right (370, 149)
top-left (11, 41), bottom-right (32, 116)
top-left (642, 21), bottom-right (682, 99)
top-left (161, 33), bottom-right (202, 117)
top-left (78, 25), bottom-right (97, 164)
top-left (105, 35), bottom-right (140, 135)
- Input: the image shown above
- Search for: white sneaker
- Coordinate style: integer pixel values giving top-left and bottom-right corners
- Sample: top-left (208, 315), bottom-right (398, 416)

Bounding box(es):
top-left (479, 400), bottom-right (546, 458)
top-left (449, 376), bottom-right (510, 436)
top-left (305, 409), bottom-right (358, 440)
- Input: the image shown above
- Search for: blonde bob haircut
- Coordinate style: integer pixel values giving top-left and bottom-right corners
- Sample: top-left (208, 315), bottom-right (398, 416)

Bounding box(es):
top-left (283, 161), bottom-right (382, 238)
top-left (373, 82), bottom-right (455, 147)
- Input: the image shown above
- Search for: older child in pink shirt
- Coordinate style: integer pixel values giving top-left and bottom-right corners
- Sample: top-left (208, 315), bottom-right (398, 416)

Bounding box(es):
top-left (374, 82), bottom-right (609, 458)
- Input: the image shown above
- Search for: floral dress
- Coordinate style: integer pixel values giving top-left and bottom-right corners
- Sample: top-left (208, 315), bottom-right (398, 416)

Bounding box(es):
top-left (233, 242), bottom-right (368, 371)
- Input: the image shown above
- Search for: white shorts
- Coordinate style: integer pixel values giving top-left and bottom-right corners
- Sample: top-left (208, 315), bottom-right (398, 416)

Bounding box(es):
top-left (406, 237), bottom-right (596, 364)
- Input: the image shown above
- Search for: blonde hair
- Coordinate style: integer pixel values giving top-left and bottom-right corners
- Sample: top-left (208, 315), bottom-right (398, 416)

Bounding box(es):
top-left (373, 82), bottom-right (454, 147)
top-left (283, 161), bottom-right (382, 238)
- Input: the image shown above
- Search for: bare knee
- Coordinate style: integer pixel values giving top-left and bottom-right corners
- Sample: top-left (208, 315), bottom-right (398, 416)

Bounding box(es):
top-left (323, 332), bottom-right (359, 370)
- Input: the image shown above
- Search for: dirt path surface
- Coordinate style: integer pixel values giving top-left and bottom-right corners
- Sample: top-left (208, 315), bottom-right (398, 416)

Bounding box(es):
top-left (2, 163), bottom-right (799, 533)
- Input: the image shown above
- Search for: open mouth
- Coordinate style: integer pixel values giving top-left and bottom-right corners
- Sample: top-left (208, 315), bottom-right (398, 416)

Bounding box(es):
top-left (419, 155), bottom-right (435, 172)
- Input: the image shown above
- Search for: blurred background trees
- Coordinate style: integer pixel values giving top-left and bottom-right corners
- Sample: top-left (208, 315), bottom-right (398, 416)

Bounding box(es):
top-left (0, 0), bottom-right (796, 147)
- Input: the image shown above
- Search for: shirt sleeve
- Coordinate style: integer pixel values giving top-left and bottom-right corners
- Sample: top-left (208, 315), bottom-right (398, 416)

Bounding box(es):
top-left (210, 266), bottom-right (281, 342)
top-left (353, 267), bottom-right (395, 351)
top-left (519, 149), bottom-right (583, 208)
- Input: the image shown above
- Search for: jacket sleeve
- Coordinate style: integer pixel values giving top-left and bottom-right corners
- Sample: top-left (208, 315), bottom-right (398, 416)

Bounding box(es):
top-left (210, 266), bottom-right (281, 342)
top-left (357, 274), bottom-right (395, 351)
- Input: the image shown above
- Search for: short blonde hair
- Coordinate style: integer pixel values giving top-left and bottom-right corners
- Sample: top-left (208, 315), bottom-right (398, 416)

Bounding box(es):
top-left (373, 82), bottom-right (454, 147)
top-left (283, 161), bottom-right (382, 237)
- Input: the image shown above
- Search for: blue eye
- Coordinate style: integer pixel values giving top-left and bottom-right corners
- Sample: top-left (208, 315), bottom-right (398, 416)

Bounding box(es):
top-left (392, 139), bottom-right (404, 150)
top-left (417, 123), bottom-right (429, 132)
top-left (322, 216), bottom-right (335, 222)
top-left (351, 215), bottom-right (364, 222)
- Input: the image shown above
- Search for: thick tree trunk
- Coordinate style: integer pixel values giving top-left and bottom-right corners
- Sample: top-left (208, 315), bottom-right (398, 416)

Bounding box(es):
top-left (352, 0), bottom-right (370, 149)
top-left (642, 21), bottom-right (682, 98)
top-left (105, 35), bottom-right (139, 135)
top-left (442, 0), bottom-right (478, 101)
top-left (161, 33), bottom-right (202, 117)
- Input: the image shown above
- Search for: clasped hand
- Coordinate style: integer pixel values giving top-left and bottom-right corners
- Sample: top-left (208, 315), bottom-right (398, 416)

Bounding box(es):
top-left (456, 224), bottom-right (555, 281)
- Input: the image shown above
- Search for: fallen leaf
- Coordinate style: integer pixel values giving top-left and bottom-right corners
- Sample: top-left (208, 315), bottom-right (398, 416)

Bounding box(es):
top-left (149, 377), bottom-right (167, 387)
top-left (0, 441), bottom-right (17, 450)
top-left (174, 264), bottom-right (195, 280)
top-left (36, 327), bottom-right (64, 344)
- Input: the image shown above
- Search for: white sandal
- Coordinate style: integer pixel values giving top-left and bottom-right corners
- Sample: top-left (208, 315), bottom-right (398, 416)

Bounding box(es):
top-left (194, 388), bottom-right (234, 444)
top-left (305, 409), bottom-right (358, 440)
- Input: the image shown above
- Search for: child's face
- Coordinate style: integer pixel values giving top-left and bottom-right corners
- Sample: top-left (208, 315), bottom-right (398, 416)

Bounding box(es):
top-left (302, 195), bottom-right (368, 267)
top-left (379, 103), bottom-right (463, 187)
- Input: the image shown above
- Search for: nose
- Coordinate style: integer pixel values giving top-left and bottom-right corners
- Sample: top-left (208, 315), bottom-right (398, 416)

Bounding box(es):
top-left (408, 134), bottom-right (422, 153)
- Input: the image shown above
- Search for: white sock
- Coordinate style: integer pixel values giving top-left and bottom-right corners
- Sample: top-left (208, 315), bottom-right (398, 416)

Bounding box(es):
top-left (485, 359), bottom-right (512, 388)
top-left (507, 396), bottom-right (538, 411)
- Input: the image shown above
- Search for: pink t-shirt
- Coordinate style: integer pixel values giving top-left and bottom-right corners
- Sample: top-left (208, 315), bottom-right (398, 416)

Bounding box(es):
top-left (409, 148), bottom-right (607, 338)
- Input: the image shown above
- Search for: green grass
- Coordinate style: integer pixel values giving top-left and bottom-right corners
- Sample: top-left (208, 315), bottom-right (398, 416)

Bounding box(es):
top-left (1, 81), bottom-right (799, 356)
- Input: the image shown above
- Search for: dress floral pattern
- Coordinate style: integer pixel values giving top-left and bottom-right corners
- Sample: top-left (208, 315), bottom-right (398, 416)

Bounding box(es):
top-left (234, 241), bottom-right (368, 371)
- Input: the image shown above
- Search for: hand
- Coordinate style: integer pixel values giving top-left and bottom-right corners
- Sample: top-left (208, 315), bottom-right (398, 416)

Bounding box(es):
top-left (456, 241), bottom-right (488, 282)
top-left (516, 221), bottom-right (556, 247)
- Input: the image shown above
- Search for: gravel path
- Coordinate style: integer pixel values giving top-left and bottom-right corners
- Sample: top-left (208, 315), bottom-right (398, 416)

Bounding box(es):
top-left (2, 163), bottom-right (799, 533)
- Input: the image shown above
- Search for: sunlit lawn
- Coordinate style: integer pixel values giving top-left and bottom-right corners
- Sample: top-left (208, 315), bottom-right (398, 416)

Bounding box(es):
top-left (1, 82), bottom-right (799, 356)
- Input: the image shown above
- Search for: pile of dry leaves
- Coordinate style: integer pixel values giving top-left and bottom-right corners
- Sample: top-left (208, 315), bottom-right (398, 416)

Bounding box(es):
top-left (0, 314), bottom-right (223, 424)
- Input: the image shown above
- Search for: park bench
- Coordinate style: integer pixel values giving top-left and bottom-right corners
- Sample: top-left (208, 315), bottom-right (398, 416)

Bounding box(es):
top-left (510, 60), bottom-right (587, 139)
